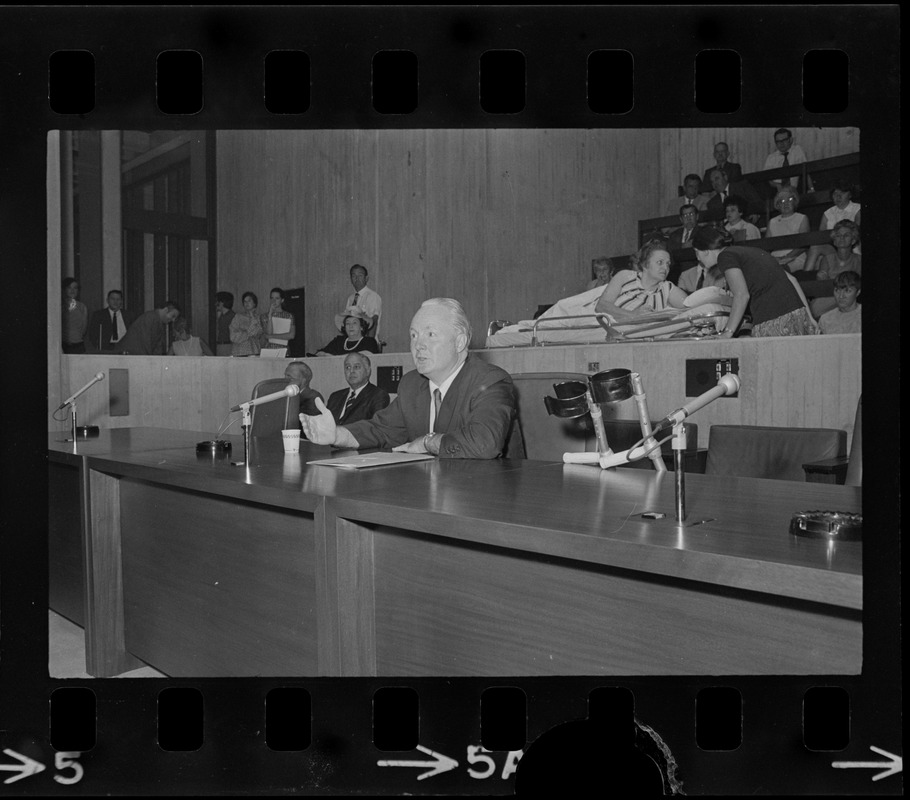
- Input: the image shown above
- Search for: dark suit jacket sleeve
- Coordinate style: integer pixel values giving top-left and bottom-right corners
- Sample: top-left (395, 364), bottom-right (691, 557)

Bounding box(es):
top-left (344, 356), bottom-right (516, 459)
top-left (326, 388), bottom-right (347, 422)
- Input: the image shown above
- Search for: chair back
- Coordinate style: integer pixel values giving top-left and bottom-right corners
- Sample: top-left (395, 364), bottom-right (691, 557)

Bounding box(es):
top-left (249, 378), bottom-right (300, 438)
top-left (602, 419), bottom-right (698, 470)
top-left (506, 372), bottom-right (596, 460)
top-left (844, 396), bottom-right (862, 487)
top-left (705, 424), bottom-right (847, 482)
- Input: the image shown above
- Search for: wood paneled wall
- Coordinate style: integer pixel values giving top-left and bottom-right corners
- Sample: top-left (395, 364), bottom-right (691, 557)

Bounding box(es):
top-left (56, 334), bottom-right (860, 450)
top-left (216, 127), bottom-right (859, 353)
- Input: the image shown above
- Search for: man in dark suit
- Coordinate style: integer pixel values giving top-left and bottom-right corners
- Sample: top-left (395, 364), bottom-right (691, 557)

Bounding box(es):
top-left (302, 298), bottom-right (517, 459)
top-left (700, 141), bottom-right (743, 193)
top-left (705, 167), bottom-right (764, 220)
top-left (666, 203), bottom-right (701, 250)
top-left (87, 290), bottom-right (137, 352)
top-left (326, 352), bottom-right (390, 424)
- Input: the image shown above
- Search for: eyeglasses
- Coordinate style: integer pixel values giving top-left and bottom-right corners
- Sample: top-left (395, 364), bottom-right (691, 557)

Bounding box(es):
top-left (775, 136), bottom-right (791, 144)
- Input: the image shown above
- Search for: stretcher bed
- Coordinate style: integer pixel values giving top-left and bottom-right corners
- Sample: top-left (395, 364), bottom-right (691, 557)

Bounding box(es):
top-left (485, 286), bottom-right (733, 347)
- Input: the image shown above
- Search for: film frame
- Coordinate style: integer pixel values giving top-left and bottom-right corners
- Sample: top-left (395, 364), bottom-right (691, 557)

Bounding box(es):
top-left (1, 4), bottom-right (901, 795)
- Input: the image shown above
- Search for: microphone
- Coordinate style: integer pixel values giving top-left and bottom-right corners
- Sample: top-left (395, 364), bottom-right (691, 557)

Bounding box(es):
top-left (231, 383), bottom-right (299, 412)
top-left (651, 373), bottom-right (740, 435)
top-left (57, 372), bottom-right (105, 411)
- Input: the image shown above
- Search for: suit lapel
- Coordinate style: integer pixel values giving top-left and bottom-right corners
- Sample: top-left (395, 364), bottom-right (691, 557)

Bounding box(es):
top-left (435, 357), bottom-right (470, 432)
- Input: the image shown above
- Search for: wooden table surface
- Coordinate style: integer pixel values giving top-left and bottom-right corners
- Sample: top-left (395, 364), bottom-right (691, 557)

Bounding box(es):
top-left (49, 427), bottom-right (862, 676)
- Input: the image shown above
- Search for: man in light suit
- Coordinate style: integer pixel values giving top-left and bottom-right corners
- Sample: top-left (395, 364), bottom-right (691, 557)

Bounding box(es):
top-left (326, 352), bottom-right (390, 425)
top-left (302, 298), bottom-right (517, 459)
top-left (87, 290), bottom-right (137, 352)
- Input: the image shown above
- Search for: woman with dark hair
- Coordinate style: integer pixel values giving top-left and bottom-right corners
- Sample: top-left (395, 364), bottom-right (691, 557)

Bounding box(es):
top-left (723, 195), bottom-right (761, 241)
top-left (594, 240), bottom-right (688, 321)
top-left (229, 291), bottom-right (264, 357)
top-left (692, 227), bottom-right (816, 338)
top-left (261, 287), bottom-right (295, 350)
top-left (61, 277), bottom-right (89, 354)
top-left (316, 308), bottom-right (381, 356)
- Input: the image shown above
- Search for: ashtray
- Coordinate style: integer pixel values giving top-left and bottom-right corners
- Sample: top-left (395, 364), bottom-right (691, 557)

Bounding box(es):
top-left (196, 439), bottom-right (232, 456)
top-left (790, 510), bottom-right (862, 541)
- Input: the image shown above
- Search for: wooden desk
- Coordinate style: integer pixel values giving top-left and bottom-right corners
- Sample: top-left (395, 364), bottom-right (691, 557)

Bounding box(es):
top-left (49, 429), bottom-right (861, 678)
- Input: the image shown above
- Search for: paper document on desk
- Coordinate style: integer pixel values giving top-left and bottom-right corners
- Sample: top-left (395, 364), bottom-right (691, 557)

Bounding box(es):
top-left (307, 452), bottom-right (435, 469)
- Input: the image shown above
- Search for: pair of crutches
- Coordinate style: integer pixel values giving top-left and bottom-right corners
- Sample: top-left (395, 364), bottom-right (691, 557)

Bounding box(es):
top-left (544, 370), bottom-right (668, 472)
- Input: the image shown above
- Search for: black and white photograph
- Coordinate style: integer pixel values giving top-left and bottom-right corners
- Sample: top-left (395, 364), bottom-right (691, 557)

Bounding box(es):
top-left (3, 4), bottom-right (901, 796)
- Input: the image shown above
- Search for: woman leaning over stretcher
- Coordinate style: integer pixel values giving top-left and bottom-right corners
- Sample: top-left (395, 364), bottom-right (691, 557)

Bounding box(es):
top-left (594, 240), bottom-right (689, 322)
top-left (691, 226), bottom-right (817, 339)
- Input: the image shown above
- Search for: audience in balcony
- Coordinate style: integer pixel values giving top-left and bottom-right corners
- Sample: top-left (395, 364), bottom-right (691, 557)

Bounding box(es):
top-left (817, 271), bottom-right (861, 334)
top-left (810, 220), bottom-right (862, 319)
top-left (767, 186), bottom-right (810, 275)
top-left (667, 204), bottom-right (702, 250)
top-left (764, 127), bottom-right (813, 194)
top-left (722, 196), bottom-right (761, 242)
top-left (701, 141), bottom-right (743, 193)
top-left (664, 173), bottom-right (708, 218)
top-left (705, 167), bottom-right (764, 220)
top-left (594, 240), bottom-right (688, 322)
top-left (692, 227), bottom-right (817, 338)
top-left (804, 180), bottom-right (862, 273)
top-left (586, 256), bottom-right (616, 290)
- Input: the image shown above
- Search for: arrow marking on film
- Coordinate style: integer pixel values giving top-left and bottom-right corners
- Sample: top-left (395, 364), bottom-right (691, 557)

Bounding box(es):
top-left (1, 749), bottom-right (46, 784)
top-left (377, 744), bottom-right (459, 780)
top-left (832, 746), bottom-right (902, 781)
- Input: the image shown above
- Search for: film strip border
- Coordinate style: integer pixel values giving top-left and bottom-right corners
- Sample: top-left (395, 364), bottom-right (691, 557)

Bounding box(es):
top-left (1, 4), bottom-right (902, 797)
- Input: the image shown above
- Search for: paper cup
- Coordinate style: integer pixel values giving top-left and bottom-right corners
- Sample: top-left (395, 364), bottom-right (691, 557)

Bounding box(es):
top-left (281, 429), bottom-right (301, 453)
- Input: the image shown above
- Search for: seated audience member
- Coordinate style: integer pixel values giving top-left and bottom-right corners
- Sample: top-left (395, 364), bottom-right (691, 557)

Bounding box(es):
top-left (229, 291), bottom-right (263, 357)
top-left (701, 141), bottom-right (743, 193)
top-left (61, 277), bottom-right (89, 354)
top-left (214, 291), bottom-right (236, 356)
top-left (678, 251), bottom-right (728, 294)
top-left (810, 221), bottom-right (862, 319)
top-left (168, 317), bottom-right (214, 356)
top-left (692, 226), bottom-right (817, 338)
top-left (764, 127), bottom-right (813, 194)
top-left (766, 186), bottom-right (810, 275)
top-left (665, 173), bottom-right (708, 218)
top-left (261, 287), bottom-right (296, 351)
top-left (302, 298), bottom-right (516, 459)
top-left (594, 240), bottom-right (689, 322)
top-left (723, 196), bottom-right (761, 241)
top-left (345, 264), bottom-right (382, 338)
top-left (284, 361), bottom-right (324, 417)
top-left (706, 167), bottom-right (764, 220)
top-left (818, 271), bottom-right (862, 334)
top-left (88, 289), bottom-right (137, 352)
top-left (315, 309), bottom-right (381, 356)
top-left (804, 180), bottom-right (862, 272)
top-left (667, 203), bottom-right (701, 250)
top-left (586, 256), bottom-right (615, 290)
top-left (326, 352), bottom-right (391, 425)
top-left (114, 300), bottom-right (181, 355)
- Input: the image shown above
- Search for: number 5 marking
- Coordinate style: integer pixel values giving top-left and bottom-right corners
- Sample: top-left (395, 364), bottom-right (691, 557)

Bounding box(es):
top-left (54, 752), bottom-right (83, 785)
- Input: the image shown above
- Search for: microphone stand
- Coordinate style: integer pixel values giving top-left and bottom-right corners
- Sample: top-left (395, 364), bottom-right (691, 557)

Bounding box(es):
top-left (231, 403), bottom-right (253, 466)
top-left (673, 422), bottom-right (687, 523)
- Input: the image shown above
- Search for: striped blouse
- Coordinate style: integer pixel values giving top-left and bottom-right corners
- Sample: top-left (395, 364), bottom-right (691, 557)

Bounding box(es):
top-left (613, 273), bottom-right (674, 312)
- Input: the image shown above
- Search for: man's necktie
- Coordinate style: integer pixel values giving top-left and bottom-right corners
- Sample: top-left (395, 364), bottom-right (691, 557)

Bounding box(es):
top-left (696, 270), bottom-right (705, 290)
top-left (431, 388), bottom-right (442, 432)
top-left (352, 292), bottom-right (360, 305)
top-left (781, 152), bottom-right (790, 185)
top-left (111, 310), bottom-right (120, 343)
top-left (341, 391), bottom-right (355, 419)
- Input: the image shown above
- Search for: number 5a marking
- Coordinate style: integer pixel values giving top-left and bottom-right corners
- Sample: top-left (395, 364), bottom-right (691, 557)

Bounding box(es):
top-left (53, 752), bottom-right (83, 785)
top-left (466, 745), bottom-right (523, 780)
